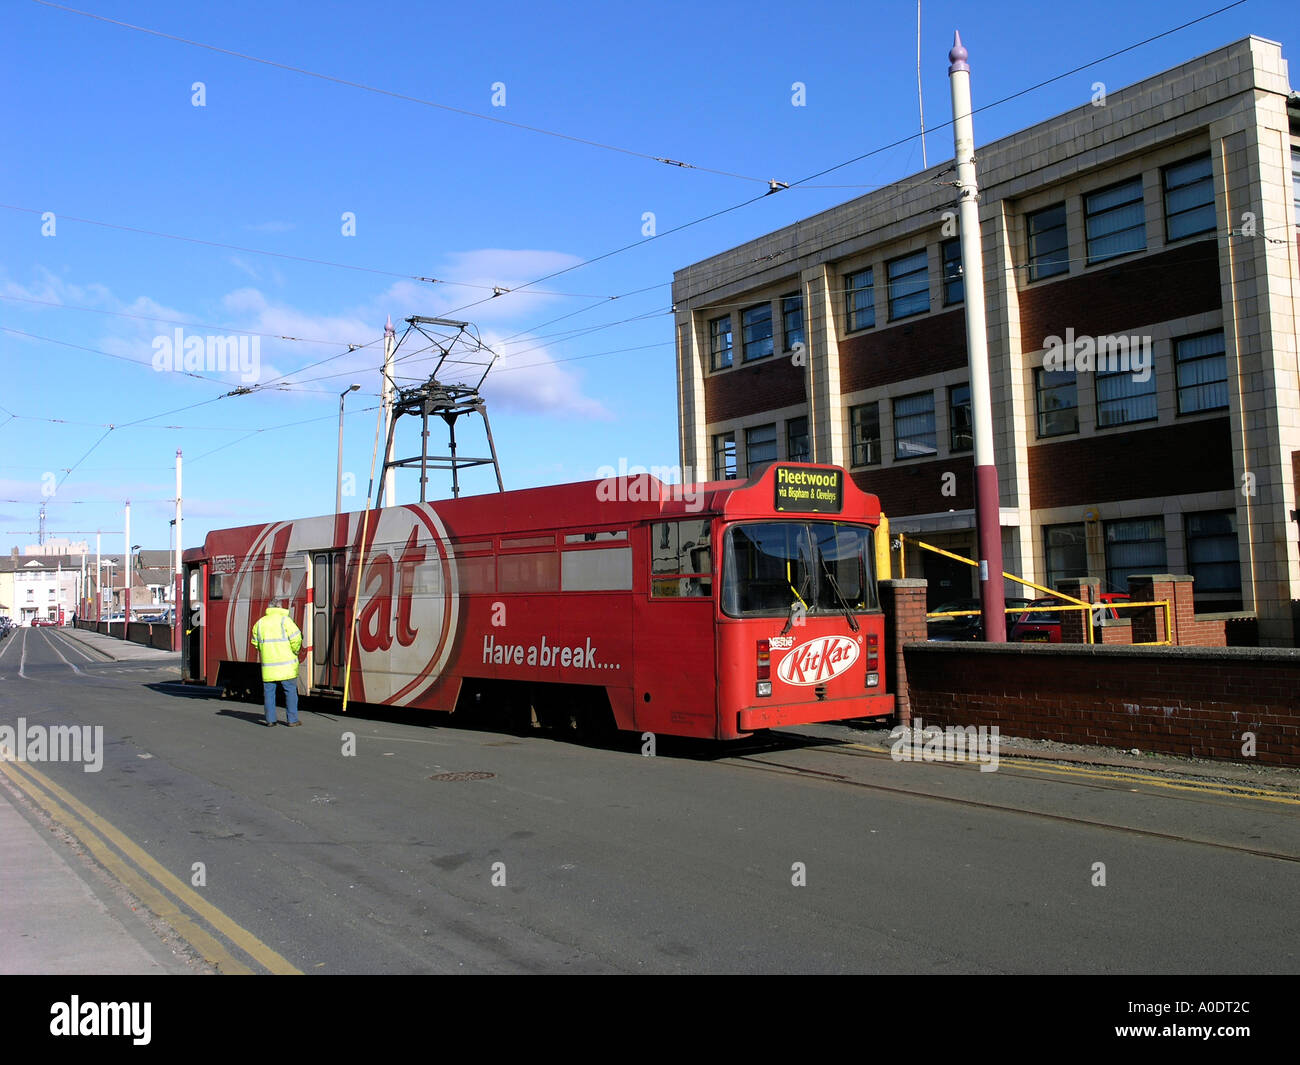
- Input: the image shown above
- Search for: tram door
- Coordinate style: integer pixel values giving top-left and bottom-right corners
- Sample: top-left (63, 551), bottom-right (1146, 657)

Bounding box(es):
top-left (182, 563), bottom-right (205, 682)
top-left (312, 551), bottom-right (347, 691)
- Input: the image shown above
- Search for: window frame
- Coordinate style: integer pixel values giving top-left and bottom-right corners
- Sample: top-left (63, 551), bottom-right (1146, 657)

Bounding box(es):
top-left (886, 249), bottom-right (930, 320)
top-left (744, 423), bottom-right (778, 476)
top-left (1103, 516), bottom-right (1166, 595)
top-left (712, 431), bottom-right (737, 480)
top-left (1184, 509), bottom-right (1241, 595)
top-left (941, 239), bottom-right (964, 305)
top-left (1095, 357), bottom-right (1158, 429)
top-left (781, 293), bottom-right (804, 352)
top-left (948, 383), bottom-right (972, 453)
top-left (844, 268), bottom-right (875, 332)
top-left (1026, 202), bottom-right (1069, 281)
top-left (786, 416), bottom-right (810, 463)
top-left (709, 314), bottom-right (733, 372)
top-left (1084, 176), bottom-right (1146, 266)
top-left (849, 402), bottom-right (881, 468)
top-left (892, 391), bottom-right (937, 461)
top-left (1162, 153), bottom-right (1216, 243)
top-left (741, 302), bottom-right (774, 363)
top-left (1174, 330), bottom-right (1228, 415)
top-left (1043, 522), bottom-right (1089, 591)
top-left (1035, 367), bottom-right (1079, 438)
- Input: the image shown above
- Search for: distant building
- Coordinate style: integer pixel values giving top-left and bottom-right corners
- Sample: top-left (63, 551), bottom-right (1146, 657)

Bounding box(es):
top-left (24, 538), bottom-right (90, 557)
top-left (673, 36), bottom-right (1300, 645)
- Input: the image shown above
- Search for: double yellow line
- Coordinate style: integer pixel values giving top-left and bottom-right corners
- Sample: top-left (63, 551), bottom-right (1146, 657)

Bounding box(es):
top-left (0, 755), bottom-right (300, 974)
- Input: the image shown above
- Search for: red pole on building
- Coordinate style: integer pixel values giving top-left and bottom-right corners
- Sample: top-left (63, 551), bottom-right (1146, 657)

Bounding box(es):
top-left (948, 32), bottom-right (1007, 640)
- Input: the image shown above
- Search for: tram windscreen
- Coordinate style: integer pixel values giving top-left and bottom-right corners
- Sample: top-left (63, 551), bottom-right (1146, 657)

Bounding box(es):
top-left (721, 522), bottom-right (877, 618)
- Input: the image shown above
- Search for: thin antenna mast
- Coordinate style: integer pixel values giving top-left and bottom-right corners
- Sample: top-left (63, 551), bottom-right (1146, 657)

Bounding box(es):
top-left (918, 0), bottom-right (928, 168)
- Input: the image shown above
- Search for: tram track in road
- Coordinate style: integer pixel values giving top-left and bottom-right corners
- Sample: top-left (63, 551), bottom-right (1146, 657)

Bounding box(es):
top-left (723, 735), bottom-right (1300, 865)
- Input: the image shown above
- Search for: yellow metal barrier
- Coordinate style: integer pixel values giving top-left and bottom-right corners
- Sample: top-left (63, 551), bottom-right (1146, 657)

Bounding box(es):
top-left (903, 531), bottom-right (1172, 645)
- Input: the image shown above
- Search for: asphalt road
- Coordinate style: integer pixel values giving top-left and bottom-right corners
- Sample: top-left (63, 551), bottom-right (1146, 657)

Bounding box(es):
top-left (2, 625), bottom-right (1298, 973)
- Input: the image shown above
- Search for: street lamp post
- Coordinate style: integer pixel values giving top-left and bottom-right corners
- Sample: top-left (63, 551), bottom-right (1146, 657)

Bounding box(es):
top-left (337, 384), bottom-right (361, 514)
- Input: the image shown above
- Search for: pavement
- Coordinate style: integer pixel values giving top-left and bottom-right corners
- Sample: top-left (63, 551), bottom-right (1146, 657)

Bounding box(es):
top-left (57, 624), bottom-right (181, 663)
top-left (0, 631), bottom-right (1294, 973)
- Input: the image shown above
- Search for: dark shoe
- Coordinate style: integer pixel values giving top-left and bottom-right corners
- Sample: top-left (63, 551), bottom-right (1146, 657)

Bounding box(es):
top-left (263, 720), bottom-right (277, 727)
top-left (287, 721), bottom-right (302, 727)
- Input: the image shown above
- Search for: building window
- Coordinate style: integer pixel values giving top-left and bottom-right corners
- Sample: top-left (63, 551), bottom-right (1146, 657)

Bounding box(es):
top-left (1185, 510), bottom-right (1240, 596)
top-left (741, 303), bottom-right (774, 362)
top-left (782, 293), bottom-right (804, 351)
top-left (849, 403), bottom-right (880, 467)
top-left (949, 383), bottom-right (972, 452)
top-left (712, 432), bottom-right (736, 480)
top-left (1292, 145), bottom-right (1299, 228)
top-left (941, 240), bottom-right (964, 305)
top-left (1096, 360), bottom-right (1157, 428)
top-left (893, 392), bottom-right (937, 460)
top-left (786, 416), bottom-right (809, 463)
top-left (1175, 330), bottom-right (1228, 414)
top-left (1104, 517), bottom-right (1166, 594)
top-left (1163, 154), bottom-right (1215, 242)
top-left (709, 315), bottom-right (732, 371)
top-left (845, 268), bottom-right (875, 331)
top-left (744, 423), bottom-right (777, 475)
top-left (1085, 177), bottom-right (1146, 264)
top-left (1035, 368), bottom-right (1078, 437)
top-left (1043, 523), bottom-right (1088, 590)
top-left (1027, 203), bottom-right (1068, 281)
top-left (887, 250), bottom-right (930, 319)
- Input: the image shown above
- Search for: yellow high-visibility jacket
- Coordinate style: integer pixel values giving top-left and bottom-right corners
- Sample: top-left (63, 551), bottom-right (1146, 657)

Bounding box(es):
top-left (251, 607), bottom-right (303, 682)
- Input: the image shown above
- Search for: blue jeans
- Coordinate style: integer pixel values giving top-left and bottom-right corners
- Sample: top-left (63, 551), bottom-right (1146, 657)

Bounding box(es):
top-left (263, 680), bottom-right (299, 724)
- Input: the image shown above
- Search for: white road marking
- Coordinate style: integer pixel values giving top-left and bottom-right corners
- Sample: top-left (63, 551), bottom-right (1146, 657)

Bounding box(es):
top-left (49, 627), bottom-right (99, 663)
top-left (39, 628), bottom-right (84, 675)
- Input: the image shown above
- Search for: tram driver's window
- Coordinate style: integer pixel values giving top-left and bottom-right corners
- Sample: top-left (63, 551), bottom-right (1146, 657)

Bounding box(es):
top-left (650, 520), bottom-right (712, 598)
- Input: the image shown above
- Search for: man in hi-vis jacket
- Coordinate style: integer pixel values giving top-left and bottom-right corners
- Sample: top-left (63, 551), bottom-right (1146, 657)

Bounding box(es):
top-left (251, 599), bottom-right (304, 727)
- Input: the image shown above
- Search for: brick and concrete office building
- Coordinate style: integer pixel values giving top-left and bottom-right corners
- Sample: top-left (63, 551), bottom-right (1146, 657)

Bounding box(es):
top-left (673, 35), bottom-right (1300, 645)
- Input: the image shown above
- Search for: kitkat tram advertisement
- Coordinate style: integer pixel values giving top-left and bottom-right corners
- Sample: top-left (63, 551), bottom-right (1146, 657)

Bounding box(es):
top-left (181, 463), bottom-right (893, 741)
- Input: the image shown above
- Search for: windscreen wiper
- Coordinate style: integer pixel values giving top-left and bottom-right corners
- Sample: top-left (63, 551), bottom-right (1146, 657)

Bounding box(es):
top-left (819, 560), bottom-right (860, 633)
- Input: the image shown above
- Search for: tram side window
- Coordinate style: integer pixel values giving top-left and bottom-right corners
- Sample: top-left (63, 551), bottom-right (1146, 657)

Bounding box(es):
top-left (208, 573), bottom-right (224, 600)
top-left (650, 520), bottom-right (712, 598)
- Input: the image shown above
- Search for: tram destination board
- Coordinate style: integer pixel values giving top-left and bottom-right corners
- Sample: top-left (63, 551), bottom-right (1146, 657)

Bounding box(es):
top-left (773, 465), bottom-right (843, 514)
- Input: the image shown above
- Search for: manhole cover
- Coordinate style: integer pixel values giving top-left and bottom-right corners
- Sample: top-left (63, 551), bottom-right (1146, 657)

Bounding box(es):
top-left (429, 771), bottom-right (495, 782)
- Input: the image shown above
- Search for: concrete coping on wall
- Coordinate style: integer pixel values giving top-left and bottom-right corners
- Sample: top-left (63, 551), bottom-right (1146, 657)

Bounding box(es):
top-left (1128, 573), bottom-right (1195, 583)
top-left (904, 641), bottom-right (1300, 663)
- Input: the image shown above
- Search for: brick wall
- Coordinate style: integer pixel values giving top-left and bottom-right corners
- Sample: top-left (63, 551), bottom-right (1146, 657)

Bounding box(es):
top-left (850, 456), bottom-right (975, 516)
top-left (1018, 240), bottom-right (1222, 352)
top-left (838, 309), bottom-right (968, 393)
top-left (703, 353), bottom-right (806, 423)
top-left (904, 642), bottom-right (1300, 766)
top-left (880, 579), bottom-right (927, 726)
top-left (1028, 418), bottom-right (1233, 509)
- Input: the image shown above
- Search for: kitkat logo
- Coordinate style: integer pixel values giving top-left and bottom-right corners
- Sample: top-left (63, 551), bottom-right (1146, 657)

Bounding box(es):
top-left (776, 636), bottom-right (859, 686)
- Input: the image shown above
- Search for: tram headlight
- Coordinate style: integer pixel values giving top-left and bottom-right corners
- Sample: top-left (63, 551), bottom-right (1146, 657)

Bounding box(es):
top-left (865, 671), bottom-right (879, 687)
top-left (756, 680), bottom-right (772, 698)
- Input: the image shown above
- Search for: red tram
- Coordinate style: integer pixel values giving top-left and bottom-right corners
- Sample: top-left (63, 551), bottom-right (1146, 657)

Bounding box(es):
top-left (181, 463), bottom-right (892, 740)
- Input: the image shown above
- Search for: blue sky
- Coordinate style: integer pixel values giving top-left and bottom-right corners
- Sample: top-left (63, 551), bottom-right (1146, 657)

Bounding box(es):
top-left (0, 0), bottom-right (1291, 556)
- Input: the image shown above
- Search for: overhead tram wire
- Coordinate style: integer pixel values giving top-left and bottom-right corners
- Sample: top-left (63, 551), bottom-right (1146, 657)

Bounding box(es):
top-left (0, 293), bottom-right (375, 349)
top-left (30, 0), bottom-right (773, 188)
top-left (426, 0), bottom-right (1250, 326)
top-left (0, 204), bottom-right (611, 300)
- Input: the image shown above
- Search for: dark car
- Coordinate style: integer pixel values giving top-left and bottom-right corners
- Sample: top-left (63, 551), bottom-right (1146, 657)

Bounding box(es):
top-left (927, 597), bottom-right (1032, 641)
top-left (1009, 593), bottom-right (1130, 642)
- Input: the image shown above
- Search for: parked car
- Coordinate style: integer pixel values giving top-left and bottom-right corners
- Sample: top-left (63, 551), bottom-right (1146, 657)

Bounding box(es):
top-left (1009, 593), bottom-right (1130, 642)
top-left (927, 597), bottom-right (1032, 641)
